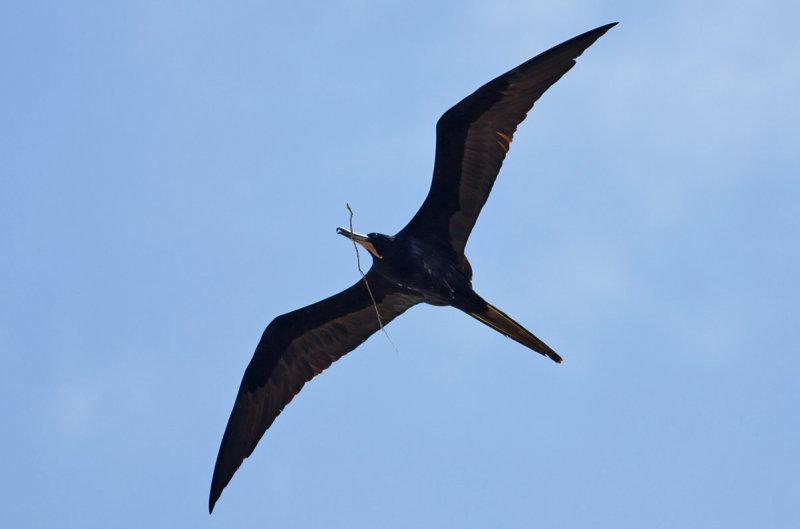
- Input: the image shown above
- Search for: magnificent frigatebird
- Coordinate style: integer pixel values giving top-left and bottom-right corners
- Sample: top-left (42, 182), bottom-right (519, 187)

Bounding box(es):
top-left (209, 22), bottom-right (616, 512)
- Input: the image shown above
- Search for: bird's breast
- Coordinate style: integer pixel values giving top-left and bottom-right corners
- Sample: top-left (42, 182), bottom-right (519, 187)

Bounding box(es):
top-left (375, 238), bottom-right (470, 306)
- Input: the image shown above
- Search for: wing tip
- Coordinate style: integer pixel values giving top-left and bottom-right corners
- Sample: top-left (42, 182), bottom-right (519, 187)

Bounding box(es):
top-left (593, 22), bottom-right (619, 35)
top-left (209, 485), bottom-right (220, 514)
top-left (576, 21), bottom-right (618, 48)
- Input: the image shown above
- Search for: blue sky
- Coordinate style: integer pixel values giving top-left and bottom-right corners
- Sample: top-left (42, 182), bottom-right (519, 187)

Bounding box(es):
top-left (2, 1), bottom-right (798, 527)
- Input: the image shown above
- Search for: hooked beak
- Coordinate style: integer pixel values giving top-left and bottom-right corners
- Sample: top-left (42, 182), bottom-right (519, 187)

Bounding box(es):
top-left (336, 227), bottom-right (368, 242)
top-left (336, 227), bottom-right (383, 259)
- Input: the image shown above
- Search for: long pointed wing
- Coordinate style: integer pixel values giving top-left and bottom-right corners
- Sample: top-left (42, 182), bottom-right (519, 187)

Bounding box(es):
top-left (400, 23), bottom-right (616, 254)
top-left (209, 270), bottom-right (421, 512)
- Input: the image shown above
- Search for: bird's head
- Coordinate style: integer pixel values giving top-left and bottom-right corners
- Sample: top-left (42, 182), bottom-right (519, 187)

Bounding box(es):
top-left (336, 227), bottom-right (393, 260)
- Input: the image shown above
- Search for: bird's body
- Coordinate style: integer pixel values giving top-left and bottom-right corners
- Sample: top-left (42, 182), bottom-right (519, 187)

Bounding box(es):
top-left (365, 231), bottom-right (469, 305)
top-left (209, 22), bottom-right (616, 513)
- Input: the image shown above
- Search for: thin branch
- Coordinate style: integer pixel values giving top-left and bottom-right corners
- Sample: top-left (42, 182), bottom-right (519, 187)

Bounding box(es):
top-left (346, 203), bottom-right (397, 352)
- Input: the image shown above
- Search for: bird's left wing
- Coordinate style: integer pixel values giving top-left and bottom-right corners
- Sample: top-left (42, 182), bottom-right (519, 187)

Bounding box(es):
top-left (209, 270), bottom-right (421, 512)
top-left (400, 23), bottom-right (616, 255)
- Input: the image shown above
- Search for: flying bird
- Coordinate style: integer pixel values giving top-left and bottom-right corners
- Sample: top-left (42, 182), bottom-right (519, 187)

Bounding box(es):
top-left (209, 22), bottom-right (616, 513)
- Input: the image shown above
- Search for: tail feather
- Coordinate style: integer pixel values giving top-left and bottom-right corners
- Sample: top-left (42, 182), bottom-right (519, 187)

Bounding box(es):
top-left (466, 301), bottom-right (562, 363)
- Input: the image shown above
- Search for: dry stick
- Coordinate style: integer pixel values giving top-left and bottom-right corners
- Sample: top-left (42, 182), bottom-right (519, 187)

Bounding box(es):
top-left (346, 203), bottom-right (398, 352)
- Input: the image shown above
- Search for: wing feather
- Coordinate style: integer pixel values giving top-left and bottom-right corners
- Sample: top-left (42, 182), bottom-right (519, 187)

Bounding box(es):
top-left (209, 270), bottom-right (421, 512)
top-left (401, 23), bottom-right (616, 254)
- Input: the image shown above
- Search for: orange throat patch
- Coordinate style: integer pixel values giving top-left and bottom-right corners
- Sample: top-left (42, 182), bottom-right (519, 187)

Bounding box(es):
top-left (358, 240), bottom-right (383, 259)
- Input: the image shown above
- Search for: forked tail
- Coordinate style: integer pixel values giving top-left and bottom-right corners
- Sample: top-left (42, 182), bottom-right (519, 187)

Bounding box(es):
top-left (461, 298), bottom-right (562, 363)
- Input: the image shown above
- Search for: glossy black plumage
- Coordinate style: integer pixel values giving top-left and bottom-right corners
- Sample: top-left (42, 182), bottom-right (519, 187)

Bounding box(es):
top-left (209, 23), bottom-right (616, 513)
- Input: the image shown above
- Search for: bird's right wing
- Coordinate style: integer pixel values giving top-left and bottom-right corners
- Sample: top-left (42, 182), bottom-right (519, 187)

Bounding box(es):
top-left (209, 270), bottom-right (421, 512)
top-left (400, 23), bottom-right (616, 255)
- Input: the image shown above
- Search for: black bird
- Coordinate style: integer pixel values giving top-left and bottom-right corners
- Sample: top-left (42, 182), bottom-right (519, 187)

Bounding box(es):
top-left (209, 23), bottom-right (616, 513)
